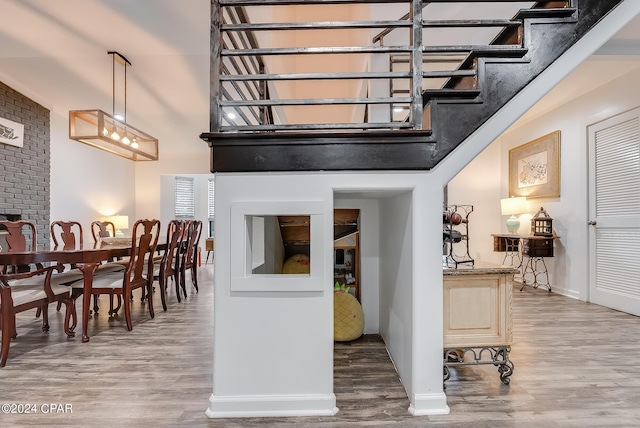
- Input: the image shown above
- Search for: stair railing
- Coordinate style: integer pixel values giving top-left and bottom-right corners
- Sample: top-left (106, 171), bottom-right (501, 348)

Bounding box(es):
top-left (211, 0), bottom-right (571, 134)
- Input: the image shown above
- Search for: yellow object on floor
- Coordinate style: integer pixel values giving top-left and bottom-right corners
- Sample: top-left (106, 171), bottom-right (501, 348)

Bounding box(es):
top-left (282, 254), bottom-right (310, 274)
top-left (334, 291), bottom-right (364, 342)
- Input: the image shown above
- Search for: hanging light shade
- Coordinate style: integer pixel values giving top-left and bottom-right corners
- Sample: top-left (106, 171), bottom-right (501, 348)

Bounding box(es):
top-left (69, 110), bottom-right (158, 161)
top-left (68, 51), bottom-right (158, 161)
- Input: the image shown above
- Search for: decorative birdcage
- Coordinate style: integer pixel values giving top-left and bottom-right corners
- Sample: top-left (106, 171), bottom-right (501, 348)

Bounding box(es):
top-left (531, 207), bottom-right (553, 236)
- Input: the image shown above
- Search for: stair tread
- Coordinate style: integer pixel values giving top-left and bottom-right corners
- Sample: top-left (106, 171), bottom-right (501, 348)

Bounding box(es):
top-left (422, 89), bottom-right (481, 98)
top-left (423, 45), bottom-right (528, 58)
top-left (423, 19), bottom-right (521, 28)
top-left (514, 7), bottom-right (577, 19)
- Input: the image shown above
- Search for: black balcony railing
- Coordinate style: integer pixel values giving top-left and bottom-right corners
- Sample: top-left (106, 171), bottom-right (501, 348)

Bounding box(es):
top-left (211, 1), bottom-right (572, 133)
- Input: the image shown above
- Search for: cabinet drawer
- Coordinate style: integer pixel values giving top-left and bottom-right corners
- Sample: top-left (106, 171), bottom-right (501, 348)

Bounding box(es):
top-left (493, 236), bottom-right (520, 252)
top-left (522, 238), bottom-right (554, 257)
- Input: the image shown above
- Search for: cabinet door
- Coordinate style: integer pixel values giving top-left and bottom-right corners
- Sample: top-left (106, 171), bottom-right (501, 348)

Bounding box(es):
top-left (443, 274), bottom-right (512, 348)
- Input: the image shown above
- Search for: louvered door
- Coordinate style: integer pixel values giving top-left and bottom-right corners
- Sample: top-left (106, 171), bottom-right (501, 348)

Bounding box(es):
top-left (588, 108), bottom-right (640, 316)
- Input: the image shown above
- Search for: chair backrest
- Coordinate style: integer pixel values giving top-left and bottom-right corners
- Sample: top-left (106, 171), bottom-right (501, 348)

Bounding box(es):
top-left (0, 220), bottom-right (37, 252)
top-left (0, 220), bottom-right (38, 274)
top-left (126, 219), bottom-right (161, 286)
top-left (162, 219), bottom-right (184, 273)
top-left (51, 221), bottom-right (83, 249)
top-left (91, 221), bottom-right (116, 243)
top-left (183, 220), bottom-right (203, 267)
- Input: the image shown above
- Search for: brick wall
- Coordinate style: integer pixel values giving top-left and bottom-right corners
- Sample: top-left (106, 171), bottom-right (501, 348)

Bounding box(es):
top-left (0, 81), bottom-right (50, 247)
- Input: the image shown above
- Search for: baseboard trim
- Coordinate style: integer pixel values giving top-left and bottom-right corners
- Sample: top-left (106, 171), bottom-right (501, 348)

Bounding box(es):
top-left (206, 393), bottom-right (339, 418)
top-left (408, 393), bottom-right (450, 416)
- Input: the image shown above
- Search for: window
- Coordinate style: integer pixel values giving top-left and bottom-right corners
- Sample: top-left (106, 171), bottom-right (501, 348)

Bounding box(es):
top-left (230, 201), bottom-right (324, 292)
top-left (208, 178), bottom-right (215, 237)
top-left (174, 176), bottom-right (195, 218)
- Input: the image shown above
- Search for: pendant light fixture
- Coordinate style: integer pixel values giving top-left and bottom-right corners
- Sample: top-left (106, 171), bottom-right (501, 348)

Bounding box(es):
top-left (69, 51), bottom-right (158, 161)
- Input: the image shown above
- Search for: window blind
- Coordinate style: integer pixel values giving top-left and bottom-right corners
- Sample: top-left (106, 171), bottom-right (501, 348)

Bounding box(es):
top-left (208, 179), bottom-right (215, 219)
top-left (175, 176), bottom-right (195, 218)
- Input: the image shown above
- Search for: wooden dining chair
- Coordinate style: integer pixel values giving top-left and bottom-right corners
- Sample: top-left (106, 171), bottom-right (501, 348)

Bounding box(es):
top-left (154, 219), bottom-right (184, 311)
top-left (91, 221), bottom-right (116, 242)
top-left (50, 220), bottom-right (83, 249)
top-left (0, 220), bottom-right (75, 366)
top-left (89, 220), bottom-right (130, 315)
top-left (51, 220), bottom-right (118, 317)
top-left (70, 219), bottom-right (160, 331)
top-left (49, 220), bottom-right (83, 313)
top-left (179, 220), bottom-right (202, 299)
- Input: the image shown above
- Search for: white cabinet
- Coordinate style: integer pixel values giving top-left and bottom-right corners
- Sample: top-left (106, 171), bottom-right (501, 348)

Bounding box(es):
top-left (443, 261), bottom-right (517, 384)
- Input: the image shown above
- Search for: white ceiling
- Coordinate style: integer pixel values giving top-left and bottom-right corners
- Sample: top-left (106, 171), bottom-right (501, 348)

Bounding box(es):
top-left (0, 0), bottom-right (638, 155)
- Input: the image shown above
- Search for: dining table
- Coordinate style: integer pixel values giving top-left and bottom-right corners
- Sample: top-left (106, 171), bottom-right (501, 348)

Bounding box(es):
top-left (0, 241), bottom-right (157, 343)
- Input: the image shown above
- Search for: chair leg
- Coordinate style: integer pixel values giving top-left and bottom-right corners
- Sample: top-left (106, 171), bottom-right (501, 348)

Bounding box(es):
top-left (41, 304), bottom-right (50, 333)
top-left (116, 295), bottom-right (122, 313)
top-left (180, 268), bottom-right (188, 298)
top-left (175, 271), bottom-right (183, 303)
top-left (191, 264), bottom-right (199, 292)
top-left (147, 283), bottom-right (155, 319)
top-left (65, 288), bottom-right (83, 332)
top-left (1, 302), bottom-right (14, 367)
top-left (62, 297), bottom-right (76, 338)
top-left (159, 275), bottom-right (168, 312)
top-left (122, 292), bottom-right (133, 331)
top-left (93, 295), bottom-right (100, 314)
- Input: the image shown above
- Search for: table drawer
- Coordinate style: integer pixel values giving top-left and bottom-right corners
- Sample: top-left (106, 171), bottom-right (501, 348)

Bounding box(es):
top-left (522, 238), bottom-right (554, 257)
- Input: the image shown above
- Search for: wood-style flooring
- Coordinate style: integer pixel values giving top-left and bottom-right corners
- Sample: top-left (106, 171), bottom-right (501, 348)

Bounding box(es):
top-left (2, 266), bottom-right (640, 427)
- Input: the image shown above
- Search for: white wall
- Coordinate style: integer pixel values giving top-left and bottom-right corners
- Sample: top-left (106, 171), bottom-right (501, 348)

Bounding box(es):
top-left (499, 66), bottom-right (640, 300)
top-left (334, 197), bottom-right (380, 334)
top-left (252, 215), bottom-right (286, 274)
top-left (447, 140), bottom-right (503, 265)
top-left (379, 191), bottom-right (413, 393)
top-left (159, 173), bottom-right (212, 249)
top-left (50, 109), bottom-right (136, 242)
top-left (447, 66), bottom-right (640, 300)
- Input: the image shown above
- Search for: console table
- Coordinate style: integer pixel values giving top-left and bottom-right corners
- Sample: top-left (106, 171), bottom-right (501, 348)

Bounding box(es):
top-left (443, 261), bottom-right (517, 385)
top-left (491, 234), bottom-right (559, 292)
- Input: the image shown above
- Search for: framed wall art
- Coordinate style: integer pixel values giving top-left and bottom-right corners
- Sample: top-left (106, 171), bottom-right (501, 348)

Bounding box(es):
top-left (0, 116), bottom-right (24, 148)
top-left (509, 130), bottom-right (560, 199)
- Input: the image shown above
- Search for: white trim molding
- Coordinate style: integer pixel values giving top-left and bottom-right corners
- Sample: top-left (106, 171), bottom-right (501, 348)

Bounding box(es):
top-left (408, 393), bottom-right (450, 416)
top-left (206, 393), bottom-right (339, 418)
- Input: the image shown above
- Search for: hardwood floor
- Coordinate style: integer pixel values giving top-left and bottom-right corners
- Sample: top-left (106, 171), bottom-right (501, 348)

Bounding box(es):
top-left (2, 266), bottom-right (640, 427)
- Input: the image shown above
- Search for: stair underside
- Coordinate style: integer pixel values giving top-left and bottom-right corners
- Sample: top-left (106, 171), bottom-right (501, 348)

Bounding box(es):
top-left (201, 130), bottom-right (435, 171)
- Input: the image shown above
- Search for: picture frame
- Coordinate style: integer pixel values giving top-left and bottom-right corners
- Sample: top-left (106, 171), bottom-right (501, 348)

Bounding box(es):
top-left (0, 116), bottom-right (24, 148)
top-left (509, 130), bottom-right (560, 199)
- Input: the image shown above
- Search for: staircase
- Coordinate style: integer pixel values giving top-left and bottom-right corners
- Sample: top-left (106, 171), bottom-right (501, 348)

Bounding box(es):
top-left (201, 0), bottom-right (625, 172)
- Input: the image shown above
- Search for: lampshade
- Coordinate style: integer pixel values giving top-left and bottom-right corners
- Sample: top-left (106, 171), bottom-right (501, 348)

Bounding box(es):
top-left (500, 197), bottom-right (527, 216)
top-left (69, 110), bottom-right (158, 161)
top-left (107, 215), bottom-right (129, 236)
top-left (68, 52), bottom-right (158, 161)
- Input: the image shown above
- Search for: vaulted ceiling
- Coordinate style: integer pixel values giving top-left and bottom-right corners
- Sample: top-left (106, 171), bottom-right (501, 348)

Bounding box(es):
top-left (0, 0), bottom-right (638, 159)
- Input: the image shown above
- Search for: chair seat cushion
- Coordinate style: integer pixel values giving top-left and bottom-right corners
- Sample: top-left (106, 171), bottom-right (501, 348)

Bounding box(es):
top-left (72, 271), bottom-right (124, 290)
top-left (96, 262), bottom-right (127, 274)
top-left (7, 282), bottom-right (71, 307)
top-left (48, 263), bottom-right (127, 288)
top-left (50, 269), bottom-right (85, 286)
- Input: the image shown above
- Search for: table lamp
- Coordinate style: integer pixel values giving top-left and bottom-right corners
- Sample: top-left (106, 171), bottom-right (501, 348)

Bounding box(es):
top-left (108, 215), bottom-right (129, 237)
top-left (500, 197), bottom-right (527, 234)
